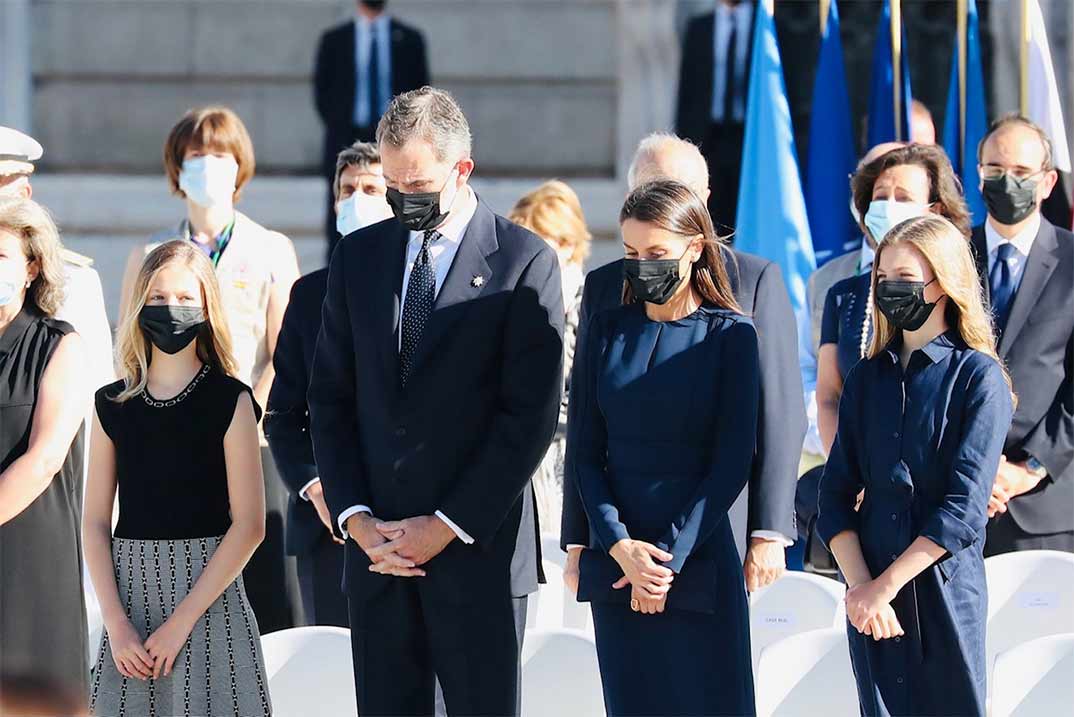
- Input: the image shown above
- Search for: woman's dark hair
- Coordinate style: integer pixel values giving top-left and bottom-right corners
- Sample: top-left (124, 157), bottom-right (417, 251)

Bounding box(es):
top-left (618, 179), bottom-right (741, 313)
top-left (851, 144), bottom-right (972, 237)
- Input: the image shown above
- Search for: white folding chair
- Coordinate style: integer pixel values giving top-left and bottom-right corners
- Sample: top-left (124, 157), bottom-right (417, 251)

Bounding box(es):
top-left (521, 628), bottom-right (604, 717)
top-left (991, 633), bottom-right (1074, 717)
top-left (754, 627), bottom-right (858, 717)
top-left (985, 550), bottom-right (1074, 693)
top-left (260, 626), bottom-right (357, 717)
top-left (528, 535), bottom-right (593, 633)
top-left (749, 571), bottom-right (846, 672)
top-left (86, 596), bottom-right (104, 670)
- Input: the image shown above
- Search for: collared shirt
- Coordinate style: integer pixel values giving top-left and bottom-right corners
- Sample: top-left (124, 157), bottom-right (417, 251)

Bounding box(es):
top-left (189, 217), bottom-right (236, 267)
top-left (859, 240), bottom-right (875, 274)
top-left (353, 13), bottom-right (392, 127)
top-left (985, 212), bottom-right (1040, 297)
top-left (710, 0), bottom-right (752, 123)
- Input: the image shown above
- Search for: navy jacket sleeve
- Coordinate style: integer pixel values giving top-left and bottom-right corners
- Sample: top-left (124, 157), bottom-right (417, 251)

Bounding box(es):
top-left (307, 238), bottom-right (369, 523)
top-left (438, 246), bottom-right (564, 546)
top-left (816, 364), bottom-right (866, 546)
top-left (1020, 328), bottom-right (1074, 483)
top-left (264, 280), bottom-right (318, 495)
top-left (313, 31), bottom-right (333, 125)
top-left (748, 261), bottom-right (806, 537)
top-left (819, 281), bottom-right (841, 347)
top-left (655, 320), bottom-right (760, 573)
top-left (919, 356), bottom-right (1013, 556)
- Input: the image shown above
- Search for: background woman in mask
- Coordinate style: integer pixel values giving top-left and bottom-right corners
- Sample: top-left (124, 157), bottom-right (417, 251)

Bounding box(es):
top-left (508, 179), bottom-right (591, 536)
top-left (816, 144), bottom-right (970, 455)
top-left (86, 241), bottom-right (271, 716)
top-left (0, 197), bottom-right (89, 708)
top-left (569, 180), bottom-right (758, 716)
top-left (118, 106), bottom-right (302, 633)
top-left (817, 215), bottom-right (1014, 716)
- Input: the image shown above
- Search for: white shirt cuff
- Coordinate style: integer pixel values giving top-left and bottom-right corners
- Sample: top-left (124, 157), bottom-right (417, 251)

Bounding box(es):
top-left (565, 544), bottom-right (585, 551)
top-left (298, 478), bottom-right (321, 501)
top-left (435, 510), bottom-right (475, 545)
top-left (338, 504), bottom-right (371, 538)
top-left (750, 530), bottom-right (794, 547)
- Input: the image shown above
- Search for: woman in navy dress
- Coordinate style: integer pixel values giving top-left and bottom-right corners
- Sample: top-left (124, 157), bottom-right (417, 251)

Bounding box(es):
top-left (818, 215), bottom-right (1015, 716)
top-left (568, 180), bottom-right (759, 717)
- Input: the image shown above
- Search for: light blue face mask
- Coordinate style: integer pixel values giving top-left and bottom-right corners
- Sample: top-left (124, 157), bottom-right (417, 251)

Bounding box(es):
top-left (864, 199), bottom-right (929, 243)
top-left (0, 279), bottom-right (18, 307)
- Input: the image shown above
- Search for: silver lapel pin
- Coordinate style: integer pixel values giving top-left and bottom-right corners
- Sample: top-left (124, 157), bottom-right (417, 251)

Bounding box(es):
top-left (471, 275), bottom-right (485, 288)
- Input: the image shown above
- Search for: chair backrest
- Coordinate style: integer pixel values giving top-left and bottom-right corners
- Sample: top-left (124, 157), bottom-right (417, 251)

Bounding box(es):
top-left (529, 556), bottom-right (593, 633)
top-left (86, 596), bottom-right (104, 670)
top-left (991, 633), bottom-right (1074, 717)
top-left (986, 550), bottom-right (1074, 692)
top-left (260, 626), bottom-right (357, 717)
top-left (541, 534), bottom-right (566, 572)
top-left (521, 628), bottom-right (604, 717)
top-left (754, 627), bottom-right (859, 717)
top-left (749, 572), bottom-right (846, 671)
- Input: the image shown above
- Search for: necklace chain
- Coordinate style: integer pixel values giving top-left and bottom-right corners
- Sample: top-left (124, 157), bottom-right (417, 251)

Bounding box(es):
top-left (140, 365), bottom-right (210, 408)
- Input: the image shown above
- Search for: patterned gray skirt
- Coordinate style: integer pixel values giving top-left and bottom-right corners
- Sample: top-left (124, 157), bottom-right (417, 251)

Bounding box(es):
top-left (90, 536), bottom-right (273, 717)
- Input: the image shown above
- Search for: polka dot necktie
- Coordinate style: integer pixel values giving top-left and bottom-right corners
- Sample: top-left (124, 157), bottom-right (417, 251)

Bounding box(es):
top-left (400, 230), bottom-right (440, 386)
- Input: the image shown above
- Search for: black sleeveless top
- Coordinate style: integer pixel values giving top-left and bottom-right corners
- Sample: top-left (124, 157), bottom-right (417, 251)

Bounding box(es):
top-left (95, 365), bottom-right (262, 540)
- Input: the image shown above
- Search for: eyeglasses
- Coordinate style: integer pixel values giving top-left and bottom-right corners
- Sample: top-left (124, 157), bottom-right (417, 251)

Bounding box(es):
top-left (979, 165), bottom-right (1048, 181)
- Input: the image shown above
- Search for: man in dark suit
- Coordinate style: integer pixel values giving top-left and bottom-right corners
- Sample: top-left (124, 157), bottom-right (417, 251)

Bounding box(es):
top-left (308, 87), bottom-right (563, 717)
top-left (265, 141), bottom-right (389, 628)
top-left (561, 132), bottom-right (805, 594)
top-left (971, 116), bottom-right (1074, 555)
top-left (676, 0), bottom-right (754, 230)
top-left (313, 0), bottom-right (429, 255)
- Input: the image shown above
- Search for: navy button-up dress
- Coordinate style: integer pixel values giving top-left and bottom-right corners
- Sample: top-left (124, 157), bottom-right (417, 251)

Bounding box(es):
top-left (817, 331), bottom-right (1013, 716)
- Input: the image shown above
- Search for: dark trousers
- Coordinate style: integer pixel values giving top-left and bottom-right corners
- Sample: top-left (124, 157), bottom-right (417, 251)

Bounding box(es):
top-left (242, 448), bottom-right (302, 633)
top-left (348, 578), bottom-right (521, 717)
top-left (985, 510), bottom-right (1074, 556)
top-left (324, 124), bottom-right (376, 260)
top-left (702, 121), bottom-right (746, 235)
top-left (296, 532), bottom-right (349, 628)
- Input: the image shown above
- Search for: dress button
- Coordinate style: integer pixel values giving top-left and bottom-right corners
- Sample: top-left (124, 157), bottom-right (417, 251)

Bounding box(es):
top-left (896, 677), bottom-right (904, 684)
top-left (890, 553), bottom-right (898, 560)
top-left (895, 637), bottom-right (901, 643)
top-left (395, 426), bottom-right (407, 437)
top-left (893, 431), bottom-right (900, 439)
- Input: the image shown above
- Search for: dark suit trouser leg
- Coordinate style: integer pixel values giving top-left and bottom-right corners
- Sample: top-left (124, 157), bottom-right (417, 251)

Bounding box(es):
top-left (985, 511), bottom-right (1074, 556)
top-left (703, 122), bottom-right (746, 233)
top-left (296, 533), bottom-right (349, 628)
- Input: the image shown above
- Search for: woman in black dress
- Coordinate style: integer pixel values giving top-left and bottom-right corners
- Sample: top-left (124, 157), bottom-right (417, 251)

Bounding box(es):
top-left (0, 197), bottom-right (90, 704)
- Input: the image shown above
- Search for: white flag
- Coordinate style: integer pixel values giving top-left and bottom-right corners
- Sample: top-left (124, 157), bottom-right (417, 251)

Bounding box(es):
top-left (1025, 0), bottom-right (1071, 172)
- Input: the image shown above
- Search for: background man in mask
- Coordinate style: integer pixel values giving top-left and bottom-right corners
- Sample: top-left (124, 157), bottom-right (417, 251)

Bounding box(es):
top-left (308, 87), bottom-right (563, 717)
top-left (969, 115), bottom-right (1074, 556)
top-left (314, 0), bottom-right (429, 258)
top-left (265, 141), bottom-right (389, 629)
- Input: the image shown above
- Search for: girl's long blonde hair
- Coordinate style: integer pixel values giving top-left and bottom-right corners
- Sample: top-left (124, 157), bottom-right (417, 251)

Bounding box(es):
top-left (113, 241), bottom-right (238, 402)
top-left (867, 215), bottom-right (1016, 403)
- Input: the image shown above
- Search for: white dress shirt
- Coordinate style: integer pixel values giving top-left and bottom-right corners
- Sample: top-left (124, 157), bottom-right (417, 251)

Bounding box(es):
top-left (338, 185), bottom-right (480, 543)
top-left (710, 0), bottom-right (753, 123)
top-left (985, 213), bottom-right (1040, 295)
top-left (353, 13), bottom-right (392, 127)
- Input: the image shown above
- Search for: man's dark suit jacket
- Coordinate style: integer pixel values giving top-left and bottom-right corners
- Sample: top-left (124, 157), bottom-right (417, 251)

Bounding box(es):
top-left (308, 202), bottom-right (564, 603)
top-left (313, 18), bottom-right (429, 172)
top-left (561, 249), bottom-right (806, 550)
top-left (265, 268), bottom-right (332, 557)
top-left (971, 220), bottom-right (1074, 537)
top-left (675, 9), bottom-right (755, 148)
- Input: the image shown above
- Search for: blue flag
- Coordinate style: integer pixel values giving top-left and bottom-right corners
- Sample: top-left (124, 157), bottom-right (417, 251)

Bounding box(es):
top-left (804, 0), bottom-right (858, 266)
top-left (867, 0), bottom-right (913, 146)
top-left (943, 0), bottom-right (988, 224)
top-left (735, 1), bottom-right (816, 316)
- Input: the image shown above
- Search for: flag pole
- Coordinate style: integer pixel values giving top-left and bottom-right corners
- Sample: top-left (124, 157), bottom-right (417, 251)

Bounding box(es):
top-left (891, 0), bottom-right (903, 141)
top-left (820, 0), bottom-right (830, 36)
top-left (958, 0), bottom-right (967, 155)
top-left (1019, 0), bottom-right (1029, 115)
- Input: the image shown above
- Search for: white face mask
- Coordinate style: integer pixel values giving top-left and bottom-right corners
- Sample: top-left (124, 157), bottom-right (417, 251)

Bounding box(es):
top-left (336, 191), bottom-right (393, 236)
top-left (863, 199), bottom-right (929, 243)
top-left (179, 155), bottom-right (239, 209)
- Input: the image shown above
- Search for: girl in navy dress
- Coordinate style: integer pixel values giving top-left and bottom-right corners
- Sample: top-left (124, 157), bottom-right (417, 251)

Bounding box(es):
top-left (569, 179), bottom-right (759, 716)
top-left (818, 215), bottom-right (1015, 716)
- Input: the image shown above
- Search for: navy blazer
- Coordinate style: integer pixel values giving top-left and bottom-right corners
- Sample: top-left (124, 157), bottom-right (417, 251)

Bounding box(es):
top-left (308, 201), bottom-right (564, 602)
top-left (265, 268), bottom-right (332, 556)
top-left (561, 250), bottom-right (805, 549)
top-left (971, 220), bottom-right (1074, 535)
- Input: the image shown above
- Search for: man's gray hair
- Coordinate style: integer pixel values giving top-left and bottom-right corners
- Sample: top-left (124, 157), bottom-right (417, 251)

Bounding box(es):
top-left (627, 132), bottom-right (709, 194)
top-left (333, 141), bottom-right (381, 200)
top-left (376, 86), bottom-right (472, 163)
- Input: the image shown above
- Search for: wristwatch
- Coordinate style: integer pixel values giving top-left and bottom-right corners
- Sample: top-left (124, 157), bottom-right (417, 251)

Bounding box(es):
top-left (1026, 456), bottom-right (1048, 478)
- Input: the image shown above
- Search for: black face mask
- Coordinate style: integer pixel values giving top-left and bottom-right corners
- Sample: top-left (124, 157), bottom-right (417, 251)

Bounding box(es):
top-left (982, 173), bottom-right (1040, 225)
top-left (875, 279), bottom-right (941, 332)
top-left (139, 305), bottom-right (206, 355)
top-left (623, 250), bottom-right (687, 305)
top-left (385, 169), bottom-right (458, 232)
